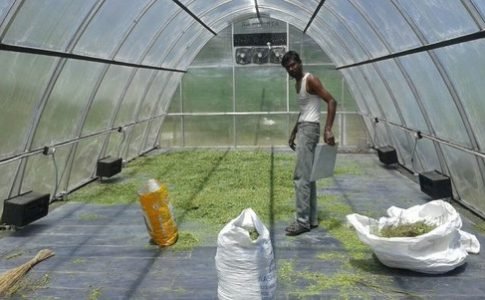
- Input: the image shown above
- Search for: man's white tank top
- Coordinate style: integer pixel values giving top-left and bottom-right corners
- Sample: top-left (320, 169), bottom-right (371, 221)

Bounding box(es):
top-left (298, 73), bottom-right (321, 123)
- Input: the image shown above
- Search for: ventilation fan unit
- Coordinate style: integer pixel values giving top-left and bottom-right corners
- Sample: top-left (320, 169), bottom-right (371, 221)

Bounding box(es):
top-left (270, 47), bottom-right (286, 64)
top-left (419, 170), bottom-right (452, 199)
top-left (96, 156), bottom-right (122, 179)
top-left (235, 47), bottom-right (252, 65)
top-left (2, 191), bottom-right (50, 227)
top-left (252, 47), bottom-right (269, 64)
top-left (377, 145), bottom-right (398, 165)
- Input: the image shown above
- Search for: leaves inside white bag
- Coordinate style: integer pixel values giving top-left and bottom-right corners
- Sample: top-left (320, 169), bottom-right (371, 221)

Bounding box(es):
top-left (242, 226), bottom-right (260, 240)
top-left (378, 221), bottom-right (436, 238)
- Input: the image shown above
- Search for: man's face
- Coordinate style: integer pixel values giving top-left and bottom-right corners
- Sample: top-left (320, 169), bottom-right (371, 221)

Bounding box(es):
top-left (284, 58), bottom-right (302, 79)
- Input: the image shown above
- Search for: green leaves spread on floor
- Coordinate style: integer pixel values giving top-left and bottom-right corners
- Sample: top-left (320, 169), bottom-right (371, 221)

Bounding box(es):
top-left (67, 149), bottom-right (418, 297)
top-left (168, 232), bottom-right (199, 251)
top-left (69, 149), bottom-right (295, 226)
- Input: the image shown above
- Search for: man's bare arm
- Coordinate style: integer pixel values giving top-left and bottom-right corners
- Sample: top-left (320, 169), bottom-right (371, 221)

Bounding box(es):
top-left (307, 75), bottom-right (337, 145)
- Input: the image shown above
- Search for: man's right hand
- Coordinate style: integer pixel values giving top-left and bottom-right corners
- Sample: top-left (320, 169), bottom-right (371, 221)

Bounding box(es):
top-left (324, 129), bottom-right (335, 146)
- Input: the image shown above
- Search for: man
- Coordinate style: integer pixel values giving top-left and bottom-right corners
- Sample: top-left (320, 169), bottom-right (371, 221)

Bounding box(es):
top-left (281, 51), bottom-right (337, 236)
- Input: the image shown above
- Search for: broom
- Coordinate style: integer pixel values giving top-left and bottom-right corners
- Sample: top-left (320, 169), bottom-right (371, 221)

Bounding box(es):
top-left (0, 249), bottom-right (55, 296)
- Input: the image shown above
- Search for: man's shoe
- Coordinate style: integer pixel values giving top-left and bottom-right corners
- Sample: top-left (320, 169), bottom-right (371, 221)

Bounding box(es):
top-left (286, 221), bottom-right (316, 232)
top-left (285, 221), bottom-right (300, 232)
top-left (285, 223), bottom-right (310, 236)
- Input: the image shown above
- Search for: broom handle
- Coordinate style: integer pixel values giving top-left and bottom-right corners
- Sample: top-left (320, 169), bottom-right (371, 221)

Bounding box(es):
top-left (25, 250), bottom-right (55, 269)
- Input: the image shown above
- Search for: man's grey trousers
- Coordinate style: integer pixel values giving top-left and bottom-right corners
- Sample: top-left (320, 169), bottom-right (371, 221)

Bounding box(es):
top-left (294, 122), bottom-right (320, 229)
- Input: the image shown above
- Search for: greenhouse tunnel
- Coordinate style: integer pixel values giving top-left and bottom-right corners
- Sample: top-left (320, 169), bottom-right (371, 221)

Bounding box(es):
top-left (1, 0), bottom-right (485, 299)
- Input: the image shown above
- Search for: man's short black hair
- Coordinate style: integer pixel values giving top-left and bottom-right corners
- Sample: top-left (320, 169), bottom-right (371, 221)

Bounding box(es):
top-left (281, 50), bottom-right (302, 67)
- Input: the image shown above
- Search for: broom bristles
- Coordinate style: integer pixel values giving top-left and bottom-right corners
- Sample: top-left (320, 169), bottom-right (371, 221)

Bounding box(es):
top-left (0, 249), bottom-right (55, 296)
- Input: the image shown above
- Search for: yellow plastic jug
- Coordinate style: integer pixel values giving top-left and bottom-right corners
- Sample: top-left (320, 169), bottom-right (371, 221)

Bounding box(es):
top-left (138, 179), bottom-right (178, 247)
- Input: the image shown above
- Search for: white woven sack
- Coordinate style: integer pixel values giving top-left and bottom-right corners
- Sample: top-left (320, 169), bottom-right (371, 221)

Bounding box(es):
top-left (215, 208), bottom-right (276, 300)
top-left (346, 200), bottom-right (480, 274)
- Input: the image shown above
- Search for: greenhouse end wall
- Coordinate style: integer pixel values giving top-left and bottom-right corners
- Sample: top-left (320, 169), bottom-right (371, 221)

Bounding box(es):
top-left (160, 19), bottom-right (368, 150)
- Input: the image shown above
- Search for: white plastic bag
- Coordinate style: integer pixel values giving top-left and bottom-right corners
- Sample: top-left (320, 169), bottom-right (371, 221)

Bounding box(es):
top-left (346, 200), bottom-right (480, 274)
top-left (215, 208), bottom-right (276, 300)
